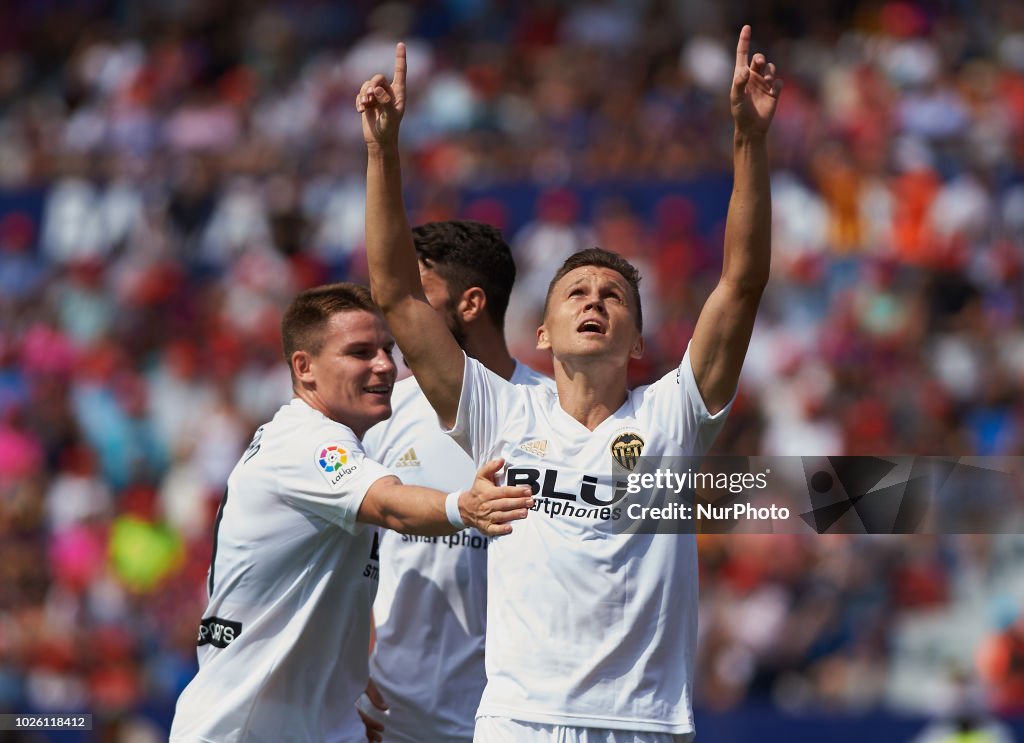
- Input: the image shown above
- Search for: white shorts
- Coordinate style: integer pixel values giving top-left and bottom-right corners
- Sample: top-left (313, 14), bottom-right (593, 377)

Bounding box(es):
top-left (474, 717), bottom-right (695, 743)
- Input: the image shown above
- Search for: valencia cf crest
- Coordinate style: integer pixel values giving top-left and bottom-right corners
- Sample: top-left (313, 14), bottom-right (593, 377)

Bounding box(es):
top-left (611, 432), bottom-right (645, 471)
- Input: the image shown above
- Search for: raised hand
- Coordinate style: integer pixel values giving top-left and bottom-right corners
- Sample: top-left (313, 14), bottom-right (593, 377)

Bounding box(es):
top-left (356, 42), bottom-right (407, 148)
top-left (458, 459), bottom-right (534, 537)
top-left (730, 25), bottom-right (783, 138)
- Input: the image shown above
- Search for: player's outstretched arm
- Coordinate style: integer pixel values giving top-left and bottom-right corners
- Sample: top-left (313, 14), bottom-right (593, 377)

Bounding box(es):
top-left (357, 459), bottom-right (533, 537)
top-left (689, 25), bottom-right (782, 414)
top-left (358, 43), bottom-right (465, 427)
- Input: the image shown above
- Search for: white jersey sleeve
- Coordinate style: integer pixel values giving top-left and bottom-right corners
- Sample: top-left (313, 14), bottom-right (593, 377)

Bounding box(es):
top-left (638, 343), bottom-right (733, 455)
top-left (447, 353), bottom-right (529, 465)
top-left (276, 437), bottom-right (393, 535)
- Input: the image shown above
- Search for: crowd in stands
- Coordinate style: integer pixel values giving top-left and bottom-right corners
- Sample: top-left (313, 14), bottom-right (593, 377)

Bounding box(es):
top-left (2, 0), bottom-right (1024, 735)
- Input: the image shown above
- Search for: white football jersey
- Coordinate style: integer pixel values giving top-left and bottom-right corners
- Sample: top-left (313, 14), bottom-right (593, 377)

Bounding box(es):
top-left (170, 398), bottom-right (393, 743)
top-left (449, 347), bottom-right (730, 735)
top-left (362, 362), bottom-right (552, 742)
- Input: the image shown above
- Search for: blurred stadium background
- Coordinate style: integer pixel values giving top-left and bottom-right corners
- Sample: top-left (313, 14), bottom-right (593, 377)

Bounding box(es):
top-left (2, 0), bottom-right (1024, 740)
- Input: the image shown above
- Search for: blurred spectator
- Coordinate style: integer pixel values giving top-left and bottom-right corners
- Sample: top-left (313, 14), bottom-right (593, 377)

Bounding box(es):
top-left (979, 611), bottom-right (1024, 715)
top-left (912, 670), bottom-right (1016, 742)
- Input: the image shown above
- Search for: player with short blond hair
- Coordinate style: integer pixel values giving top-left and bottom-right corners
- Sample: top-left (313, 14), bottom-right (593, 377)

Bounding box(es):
top-left (169, 283), bottom-right (532, 743)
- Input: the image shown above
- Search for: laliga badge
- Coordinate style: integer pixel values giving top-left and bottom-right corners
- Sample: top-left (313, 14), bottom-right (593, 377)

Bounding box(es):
top-left (316, 442), bottom-right (361, 490)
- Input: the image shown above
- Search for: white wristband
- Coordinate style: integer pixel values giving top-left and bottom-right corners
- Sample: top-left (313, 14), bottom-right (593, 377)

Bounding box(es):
top-left (355, 692), bottom-right (390, 725)
top-left (445, 490), bottom-right (467, 530)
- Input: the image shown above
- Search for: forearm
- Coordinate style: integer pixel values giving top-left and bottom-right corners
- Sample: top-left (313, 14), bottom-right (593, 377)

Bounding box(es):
top-left (365, 144), bottom-right (424, 312)
top-left (360, 462), bottom-right (532, 538)
top-left (721, 131), bottom-right (771, 294)
top-left (688, 25), bottom-right (778, 411)
top-left (362, 480), bottom-right (459, 537)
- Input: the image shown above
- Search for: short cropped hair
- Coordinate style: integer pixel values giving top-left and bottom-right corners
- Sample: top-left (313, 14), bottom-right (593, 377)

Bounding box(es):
top-left (412, 220), bottom-right (516, 329)
top-left (281, 283), bottom-right (380, 368)
top-left (543, 248), bottom-right (643, 332)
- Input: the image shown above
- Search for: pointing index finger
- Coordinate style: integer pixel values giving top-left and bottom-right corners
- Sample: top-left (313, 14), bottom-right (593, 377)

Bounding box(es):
top-left (394, 42), bottom-right (407, 88)
top-left (736, 24), bottom-right (751, 71)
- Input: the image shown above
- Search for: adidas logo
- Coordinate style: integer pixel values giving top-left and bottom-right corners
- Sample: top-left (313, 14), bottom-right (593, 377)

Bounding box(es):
top-left (395, 448), bottom-right (421, 468)
top-left (517, 439), bottom-right (547, 458)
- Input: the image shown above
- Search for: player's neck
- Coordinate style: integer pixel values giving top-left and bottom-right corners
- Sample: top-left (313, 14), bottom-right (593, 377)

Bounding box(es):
top-left (463, 329), bottom-right (517, 381)
top-left (291, 390), bottom-right (370, 439)
top-left (293, 388), bottom-right (328, 421)
top-left (552, 358), bottom-right (629, 431)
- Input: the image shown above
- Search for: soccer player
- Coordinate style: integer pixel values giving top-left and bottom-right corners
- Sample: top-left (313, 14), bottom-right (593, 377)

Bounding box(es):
top-left (359, 221), bottom-right (554, 743)
top-left (357, 24), bottom-right (780, 743)
top-left (169, 283), bottom-right (533, 743)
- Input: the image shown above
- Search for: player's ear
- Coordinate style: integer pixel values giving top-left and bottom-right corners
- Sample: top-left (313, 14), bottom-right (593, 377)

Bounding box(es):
top-left (292, 350), bottom-right (315, 384)
top-left (629, 333), bottom-right (644, 360)
top-left (536, 322), bottom-right (551, 351)
top-left (458, 287), bottom-right (487, 323)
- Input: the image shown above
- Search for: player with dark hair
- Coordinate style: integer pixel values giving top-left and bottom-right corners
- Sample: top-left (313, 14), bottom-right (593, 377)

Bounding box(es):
top-left (358, 23), bottom-right (780, 742)
top-left (410, 220), bottom-right (516, 338)
top-left (359, 223), bottom-right (553, 743)
top-left (169, 283), bottom-right (533, 743)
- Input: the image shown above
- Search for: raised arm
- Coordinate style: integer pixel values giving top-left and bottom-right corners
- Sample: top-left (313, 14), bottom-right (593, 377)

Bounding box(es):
top-left (357, 459), bottom-right (533, 537)
top-left (689, 25), bottom-right (782, 414)
top-left (357, 43), bottom-right (465, 427)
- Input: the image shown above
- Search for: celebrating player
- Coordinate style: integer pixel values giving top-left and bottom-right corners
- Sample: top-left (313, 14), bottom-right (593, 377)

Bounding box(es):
top-left (169, 283), bottom-right (533, 743)
top-left (359, 221), bottom-right (554, 743)
top-left (358, 23), bottom-right (780, 742)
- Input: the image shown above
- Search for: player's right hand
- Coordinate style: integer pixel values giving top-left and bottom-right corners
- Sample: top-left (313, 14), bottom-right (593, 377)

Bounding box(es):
top-left (730, 25), bottom-right (783, 138)
top-left (460, 459), bottom-right (534, 537)
top-left (357, 42), bottom-right (406, 149)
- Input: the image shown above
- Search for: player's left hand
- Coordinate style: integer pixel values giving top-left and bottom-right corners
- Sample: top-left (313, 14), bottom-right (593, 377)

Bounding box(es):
top-left (460, 459), bottom-right (534, 537)
top-left (357, 42), bottom-right (407, 149)
top-left (730, 25), bottom-right (783, 138)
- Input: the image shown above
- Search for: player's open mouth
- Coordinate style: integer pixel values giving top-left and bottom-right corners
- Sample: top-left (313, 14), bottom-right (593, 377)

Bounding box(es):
top-left (364, 384), bottom-right (392, 395)
top-left (576, 320), bottom-right (606, 335)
